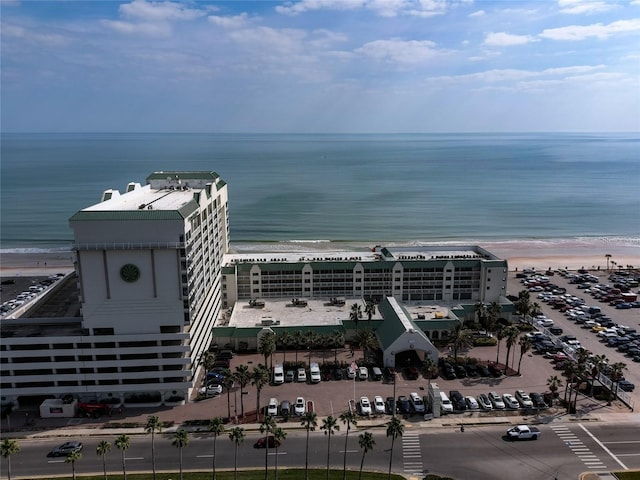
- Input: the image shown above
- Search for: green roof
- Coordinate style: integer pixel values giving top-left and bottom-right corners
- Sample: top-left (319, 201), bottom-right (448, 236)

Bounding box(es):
top-left (376, 298), bottom-right (416, 350)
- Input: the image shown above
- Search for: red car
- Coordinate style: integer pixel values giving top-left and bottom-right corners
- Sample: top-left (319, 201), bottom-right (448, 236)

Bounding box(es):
top-left (254, 436), bottom-right (281, 448)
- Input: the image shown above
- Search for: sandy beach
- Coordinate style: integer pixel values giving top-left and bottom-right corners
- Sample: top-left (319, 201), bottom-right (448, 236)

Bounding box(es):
top-left (2, 242), bottom-right (639, 278)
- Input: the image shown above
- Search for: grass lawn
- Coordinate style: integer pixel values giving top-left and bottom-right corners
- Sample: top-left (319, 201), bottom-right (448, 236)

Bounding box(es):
top-left (40, 469), bottom-right (408, 480)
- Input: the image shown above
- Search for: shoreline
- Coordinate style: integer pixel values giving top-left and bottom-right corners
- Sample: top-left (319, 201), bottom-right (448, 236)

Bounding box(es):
top-left (2, 243), bottom-right (638, 277)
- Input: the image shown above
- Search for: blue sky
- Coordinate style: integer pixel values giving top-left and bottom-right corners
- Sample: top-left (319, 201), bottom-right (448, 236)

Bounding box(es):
top-left (1, 0), bottom-right (639, 132)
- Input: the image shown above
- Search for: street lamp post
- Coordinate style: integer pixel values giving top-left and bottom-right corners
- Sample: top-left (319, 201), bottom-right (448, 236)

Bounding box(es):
top-left (605, 254), bottom-right (611, 272)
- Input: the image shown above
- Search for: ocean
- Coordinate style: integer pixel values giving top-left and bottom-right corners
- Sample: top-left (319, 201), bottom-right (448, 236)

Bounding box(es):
top-left (1, 133), bottom-right (639, 256)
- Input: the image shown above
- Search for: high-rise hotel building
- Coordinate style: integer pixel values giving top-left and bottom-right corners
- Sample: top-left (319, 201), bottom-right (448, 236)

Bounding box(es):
top-left (1, 172), bottom-right (229, 406)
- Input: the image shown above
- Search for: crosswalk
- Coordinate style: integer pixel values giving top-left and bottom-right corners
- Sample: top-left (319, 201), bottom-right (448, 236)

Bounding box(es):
top-left (402, 431), bottom-right (424, 476)
top-left (550, 424), bottom-right (608, 470)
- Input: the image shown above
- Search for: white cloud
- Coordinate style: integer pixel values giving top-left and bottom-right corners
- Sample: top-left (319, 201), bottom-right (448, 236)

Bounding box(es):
top-left (557, 0), bottom-right (615, 15)
top-left (276, 0), bottom-right (365, 16)
top-left (469, 10), bottom-right (485, 17)
top-left (483, 32), bottom-right (536, 46)
top-left (119, 0), bottom-right (206, 22)
top-left (355, 38), bottom-right (441, 63)
top-left (2, 22), bottom-right (69, 46)
top-left (540, 18), bottom-right (640, 40)
top-left (207, 13), bottom-right (249, 29)
top-left (100, 19), bottom-right (171, 37)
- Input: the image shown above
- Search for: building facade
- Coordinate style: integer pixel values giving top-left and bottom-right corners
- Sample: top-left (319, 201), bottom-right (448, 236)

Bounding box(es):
top-left (1, 171), bottom-right (229, 406)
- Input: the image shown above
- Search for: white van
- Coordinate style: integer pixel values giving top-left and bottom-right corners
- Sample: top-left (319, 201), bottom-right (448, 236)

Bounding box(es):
top-left (273, 365), bottom-right (284, 385)
top-left (409, 392), bottom-right (425, 413)
top-left (309, 363), bottom-right (321, 383)
top-left (440, 392), bottom-right (453, 413)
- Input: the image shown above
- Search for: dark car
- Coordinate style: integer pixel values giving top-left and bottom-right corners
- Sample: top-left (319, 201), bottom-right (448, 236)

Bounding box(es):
top-left (449, 390), bottom-right (466, 411)
top-left (477, 365), bottom-right (491, 377)
top-left (454, 365), bottom-right (467, 378)
top-left (618, 380), bottom-right (635, 392)
top-left (488, 364), bottom-right (503, 377)
top-left (548, 327), bottom-right (563, 336)
top-left (397, 396), bottom-right (411, 414)
top-left (404, 367), bottom-right (419, 380)
top-left (465, 364), bottom-right (479, 377)
top-left (333, 368), bottom-right (344, 380)
top-left (48, 441), bottom-right (83, 457)
top-left (254, 435), bottom-right (281, 448)
top-left (385, 396), bottom-right (396, 414)
top-left (441, 364), bottom-right (456, 380)
top-left (529, 392), bottom-right (547, 408)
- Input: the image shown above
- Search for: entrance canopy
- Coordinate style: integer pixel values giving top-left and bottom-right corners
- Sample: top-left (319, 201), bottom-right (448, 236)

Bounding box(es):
top-left (376, 297), bottom-right (439, 368)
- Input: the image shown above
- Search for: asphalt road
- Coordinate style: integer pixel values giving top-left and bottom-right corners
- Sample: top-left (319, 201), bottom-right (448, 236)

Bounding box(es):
top-left (11, 422), bottom-right (640, 480)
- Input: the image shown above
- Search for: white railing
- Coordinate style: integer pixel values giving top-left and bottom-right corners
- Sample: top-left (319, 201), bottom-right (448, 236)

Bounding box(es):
top-left (74, 242), bottom-right (185, 251)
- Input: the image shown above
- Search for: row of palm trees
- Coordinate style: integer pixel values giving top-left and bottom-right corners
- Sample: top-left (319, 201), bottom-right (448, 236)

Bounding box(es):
top-left (546, 350), bottom-right (628, 413)
top-left (1, 413), bottom-right (404, 480)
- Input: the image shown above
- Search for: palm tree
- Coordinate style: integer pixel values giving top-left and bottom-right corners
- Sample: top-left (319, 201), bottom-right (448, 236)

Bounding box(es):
top-left (609, 362), bottom-right (627, 399)
top-left (447, 323), bottom-right (474, 360)
top-left (353, 328), bottom-right (377, 362)
top-left (222, 368), bottom-right (235, 420)
top-left (305, 330), bottom-right (318, 366)
top-left (350, 302), bottom-right (363, 330)
top-left (516, 336), bottom-right (532, 374)
top-left (115, 434), bottom-right (130, 480)
top-left (339, 410), bottom-right (358, 480)
top-left (229, 427), bottom-right (246, 480)
top-left (65, 449), bottom-right (82, 480)
top-left (332, 329), bottom-right (345, 363)
top-left (293, 330), bottom-right (305, 364)
top-left (301, 411), bottom-right (318, 480)
top-left (208, 417), bottom-right (225, 480)
top-left (364, 301), bottom-right (376, 326)
top-left (589, 354), bottom-right (608, 397)
top-left (385, 416), bottom-right (404, 480)
top-left (259, 415), bottom-right (276, 480)
top-left (547, 375), bottom-right (563, 403)
top-left (320, 415), bottom-right (340, 480)
top-left (515, 290), bottom-right (532, 320)
top-left (474, 302), bottom-right (487, 327)
top-left (422, 357), bottom-right (438, 390)
top-left (253, 365), bottom-right (270, 421)
top-left (272, 426), bottom-right (287, 480)
top-left (96, 440), bottom-right (112, 480)
top-left (200, 351), bottom-right (216, 375)
top-left (258, 331), bottom-right (277, 369)
top-left (358, 431), bottom-right (375, 480)
top-left (494, 324), bottom-right (505, 365)
top-left (172, 429), bottom-right (190, 480)
top-left (234, 364), bottom-right (251, 417)
top-left (1, 438), bottom-right (20, 480)
top-left (503, 326), bottom-right (520, 374)
top-left (278, 331), bottom-right (292, 364)
top-left (144, 414), bottom-right (163, 480)
top-left (487, 301), bottom-right (501, 333)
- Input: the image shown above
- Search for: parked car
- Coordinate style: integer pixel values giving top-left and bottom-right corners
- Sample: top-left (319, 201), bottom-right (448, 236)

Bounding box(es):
top-left (358, 366), bottom-right (369, 380)
top-left (385, 396), bottom-right (396, 414)
top-left (267, 397), bottom-right (278, 416)
top-left (285, 370), bottom-right (295, 383)
top-left (48, 441), bottom-right (83, 457)
top-left (618, 380), bottom-right (635, 392)
top-left (294, 397), bottom-right (305, 415)
top-left (515, 390), bottom-right (533, 408)
top-left (465, 396), bottom-right (479, 410)
top-left (297, 368), bottom-right (307, 383)
top-left (477, 365), bottom-right (491, 377)
top-left (333, 368), bottom-right (344, 380)
top-left (488, 391), bottom-right (505, 409)
top-left (199, 383), bottom-right (223, 396)
top-left (503, 393), bottom-right (520, 409)
top-left (359, 396), bottom-right (372, 415)
top-left (529, 392), bottom-right (547, 408)
top-left (449, 390), bottom-right (466, 411)
top-left (476, 394), bottom-right (492, 410)
top-left (409, 392), bottom-right (425, 413)
top-left (397, 395), bottom-right (411, 414)
top-left (374, 395), bottom-right (386, 414)
top-left (254, 435), bottom-right (281, 449)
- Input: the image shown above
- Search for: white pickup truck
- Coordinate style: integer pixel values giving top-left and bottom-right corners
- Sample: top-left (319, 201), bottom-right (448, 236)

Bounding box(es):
top-left (506, 425), bottom-right (541, 440)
